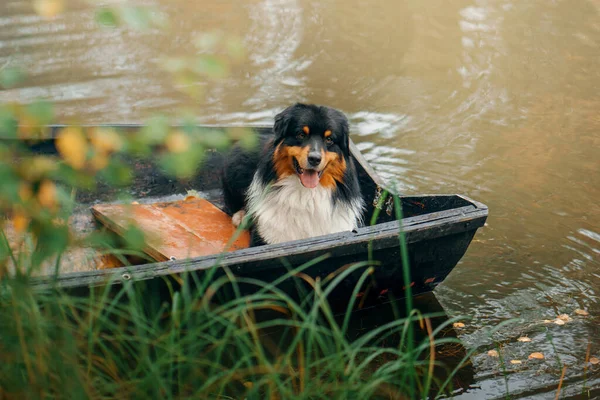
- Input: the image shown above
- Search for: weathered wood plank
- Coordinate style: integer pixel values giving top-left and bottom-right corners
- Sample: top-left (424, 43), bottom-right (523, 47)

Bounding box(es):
top-left (31, 207), bottom-right (487, 290)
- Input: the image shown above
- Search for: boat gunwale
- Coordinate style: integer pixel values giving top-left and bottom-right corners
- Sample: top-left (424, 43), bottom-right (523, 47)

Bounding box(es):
top-left (30, 202), bottom-right (487, 290)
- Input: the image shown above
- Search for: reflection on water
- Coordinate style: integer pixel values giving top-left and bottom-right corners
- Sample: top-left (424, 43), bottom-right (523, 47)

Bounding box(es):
top-left (2, 0), bottom-right (600, 397)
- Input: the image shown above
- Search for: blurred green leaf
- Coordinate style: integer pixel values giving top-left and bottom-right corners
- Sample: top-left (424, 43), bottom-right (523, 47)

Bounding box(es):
top-left (99, 160), bottom-right (132, 186)
top-left (173, 72), bottom-right (203, 98)
top-left (26, 99), bottom-right (54, 125)
top-left (200, 130), bottom-right (231, 150)
top-left (239, 129), bottom-right (259, 150)
top-left (159, 147), bottom-right (204, 179)
top-left (0, 66), bottom-right (25, 89)
top-left (0, 230), bottom-right (9, 264)
top-left (120, 6), bottom-right (151, 30)
top-left (31, 220), bottom-right (70, 265)
top-left (138, 115), bottom-right (170, 145)
top-left (123, 136), bottom-right (151, 157)
top-left (0, 166), bottom-right (20, 203)
top-left (194, 32), bottom-right (221, 51)
top-left (52, 164), bottom-right (96, 190)
top-left (0, 107), bottom-right (18, 139)
top-left (161, 57), bottom-right (188, 74)
top-left (123, 224), bottom-right (145, 251)
top-left (85, 230), bottom-right (119, 249)
top-left (180, 115), bottom-right (202, 135)
top-left (95, 8), bottom-right (119, 27)
top-left (195, 56), bottom-right (228, 78)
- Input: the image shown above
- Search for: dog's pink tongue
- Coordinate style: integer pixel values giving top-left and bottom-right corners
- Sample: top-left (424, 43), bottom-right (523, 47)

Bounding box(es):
top-left (299, 170), bottom-right (320, 188)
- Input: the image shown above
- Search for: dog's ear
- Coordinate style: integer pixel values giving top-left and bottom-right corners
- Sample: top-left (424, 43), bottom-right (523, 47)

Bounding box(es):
top-left (326, 107), bottom-right (350, 152)
top-left (273, 103), bottom-right (305, 141)
top-left (273, 105), bottom-right (294, 141)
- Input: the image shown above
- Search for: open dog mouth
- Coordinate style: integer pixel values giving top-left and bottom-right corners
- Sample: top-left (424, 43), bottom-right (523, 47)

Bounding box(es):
top-left (293, 158), bottom-right (324, 189)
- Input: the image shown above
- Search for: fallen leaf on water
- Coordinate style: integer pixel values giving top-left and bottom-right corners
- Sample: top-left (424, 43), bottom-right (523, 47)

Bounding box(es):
top-left (487, 350), bottom-right (499, 357)
top-left (453, 322), bottom-right (465, 329)
top-left (557, 314), bottom-right (572, 322)
top-left (518, 337), bottom-right (532, 342)
top-left (528, 352), bottom-right (544, 360)
top-left (554, 319), bottom-right (565, 326)
top-left (575, 309), bottom-right (589, 316)
top-left (590, 357), bottom-right (599, 365)
top-left (510, 360), bottom-right (522, 364)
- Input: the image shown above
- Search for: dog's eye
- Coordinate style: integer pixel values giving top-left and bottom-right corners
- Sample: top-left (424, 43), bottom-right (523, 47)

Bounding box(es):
top-left (325, 137), bottom-right (334, 146)
top-left (297, 133), bottom-right (306, 140)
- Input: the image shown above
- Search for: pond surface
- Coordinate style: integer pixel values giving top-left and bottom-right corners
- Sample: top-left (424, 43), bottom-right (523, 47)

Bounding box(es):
top-left (2, 0), bottom-right (599, 397)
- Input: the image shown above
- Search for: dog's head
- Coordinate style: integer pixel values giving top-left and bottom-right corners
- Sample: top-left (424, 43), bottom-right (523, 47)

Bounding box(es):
top-left (271, 103), bottom-right (350, 189)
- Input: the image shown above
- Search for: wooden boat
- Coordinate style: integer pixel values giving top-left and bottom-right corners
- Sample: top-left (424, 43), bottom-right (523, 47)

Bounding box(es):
top-left (25, 125), bottom-right (488, 311)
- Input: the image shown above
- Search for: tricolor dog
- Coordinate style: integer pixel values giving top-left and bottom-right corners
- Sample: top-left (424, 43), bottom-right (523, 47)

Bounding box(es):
top-left (222, 103), bottom-right (364, 246)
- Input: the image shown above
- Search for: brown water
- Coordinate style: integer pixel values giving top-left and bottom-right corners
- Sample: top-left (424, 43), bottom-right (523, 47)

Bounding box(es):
top-left (2, 0), bottom-right (600, 397)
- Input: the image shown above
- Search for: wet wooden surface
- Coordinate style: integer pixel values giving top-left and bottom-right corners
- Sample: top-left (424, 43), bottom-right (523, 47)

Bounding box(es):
top-left (91, 197), bottom-right (250, 262)
top-left (31, 202), bottom-right (488, 291)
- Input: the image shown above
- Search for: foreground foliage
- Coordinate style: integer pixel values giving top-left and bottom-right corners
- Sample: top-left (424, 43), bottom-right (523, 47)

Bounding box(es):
top-left (0, 263), bottom-right (467, 399)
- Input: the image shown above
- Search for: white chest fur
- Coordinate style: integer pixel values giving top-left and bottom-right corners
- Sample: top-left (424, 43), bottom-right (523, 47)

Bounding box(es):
top-left (246, 175), bottom-right (363, 244)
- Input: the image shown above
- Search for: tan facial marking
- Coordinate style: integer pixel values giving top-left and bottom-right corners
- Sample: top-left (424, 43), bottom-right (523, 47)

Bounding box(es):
top-left (273, 144), bottom-right (311, 178)
top-left (319, 151), bottom-right (347, 188)
top-left (303, 126), bottom-right (310, 135)
top-left (324, 130), bottom-right (332, 138)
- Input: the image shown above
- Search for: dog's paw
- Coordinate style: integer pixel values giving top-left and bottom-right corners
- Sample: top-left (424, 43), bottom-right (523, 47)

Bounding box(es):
top-left (231, 210), bottom-right (246, 228)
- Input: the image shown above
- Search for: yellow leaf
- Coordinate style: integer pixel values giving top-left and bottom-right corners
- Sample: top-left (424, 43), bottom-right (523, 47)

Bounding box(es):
top-left (17, 115), bottom-right (37, 139)
top-left (20, 156), bottom-right (58, 181)
top-left (517, 337), bottom-right (532, 342)
top-left (19, 183), bottom-right (33, 201)
top-left (575, 309), bottom-right (589, 316)
top-left (528, 352), bottom-right (544, 360)
top-left (554, 319), bottom-right (565, 326)
top-left (453, 322), bottom-right (465, 329)
top-left (90, 152), bottom-right (109, 171)
top-left (487, 350), bottom-right (499, 357)
top-left (90, 128), bottom-right (123, 154)
top-left (243, 381), bottom-right (253, 388)
top-left (557, 314), bottom-right (572, 322)
top-left (33, 0), bottom-right (64, 18)
top-left (56, 127), bottom-right (88, 169)
top-left (510, 360), bottom-right (522, 364)
top-left (165, 131), bottom-right (190, 153)
top-left (12, 211), bottom-right (29, 233)
top-left (37, 180), bottom-right (57, 209)
top-left (590, 357), bottom-right (599, 365)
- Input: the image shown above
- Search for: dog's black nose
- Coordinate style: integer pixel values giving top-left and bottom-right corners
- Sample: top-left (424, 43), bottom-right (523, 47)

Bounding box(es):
top-left (307, 152), bottom-right (322, 167)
